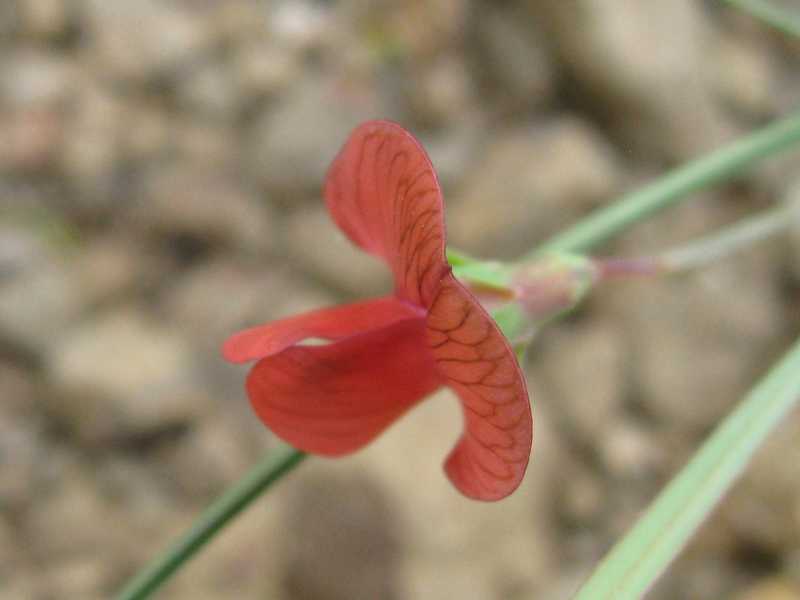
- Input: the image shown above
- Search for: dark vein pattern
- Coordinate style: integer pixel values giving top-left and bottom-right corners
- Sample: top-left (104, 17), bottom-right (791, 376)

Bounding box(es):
top-left (426, 275), bottom-right (533, 501)
top-left (324, 120), bottom-right (448, 308)
top-left (247, 318), bottom-right (440, 456)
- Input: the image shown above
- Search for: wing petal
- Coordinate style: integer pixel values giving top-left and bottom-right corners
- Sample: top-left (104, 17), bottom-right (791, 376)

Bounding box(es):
top-left (426, 275), bottom-right (533, 501)
top-left (246, 318), bottom-right (441, 455)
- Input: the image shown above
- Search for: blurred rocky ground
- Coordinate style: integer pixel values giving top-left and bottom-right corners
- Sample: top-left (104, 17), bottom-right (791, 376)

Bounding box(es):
top-left (1, 1), bottom-right (799, 599)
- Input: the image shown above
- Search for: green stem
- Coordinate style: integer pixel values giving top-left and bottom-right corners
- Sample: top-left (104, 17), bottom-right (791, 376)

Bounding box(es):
top-left (531, 110), bottom-right (800, 256)
top-left (574, 336), bottom-right (800, 599)
top-left (114, 446), bottom-right (307, 600)
top-left (723, 0), bottom-right (800, 38)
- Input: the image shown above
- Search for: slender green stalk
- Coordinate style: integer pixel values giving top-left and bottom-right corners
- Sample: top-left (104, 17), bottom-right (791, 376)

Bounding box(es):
top-left (532, 110), bottom-right (800, 256)
top-left (596, 203), bottom-right (800, 278)
top-left (575, 337), bottom-right (800, 600)
top-left (724, 0), bottom-right (800, 38)
top-left (114, 446), bottom-right (307, 600)
top-left (660, 203), bottom-right (799, 271)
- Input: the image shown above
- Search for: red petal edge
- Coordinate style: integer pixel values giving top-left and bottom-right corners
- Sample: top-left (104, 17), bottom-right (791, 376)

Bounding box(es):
top-left (324, 120), bottom-right (449, 308)
top-left (246, 318), bottom-right (441, 456)
top-left (426, 275), bottom-right (532, 501)
top-left (222, 296), bottom-right (423, 364)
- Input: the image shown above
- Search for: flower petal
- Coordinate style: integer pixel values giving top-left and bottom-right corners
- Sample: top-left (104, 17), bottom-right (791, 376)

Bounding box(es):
top-left (426, 275), bottom-right (532, 501)
top-left (246, 318), bottom-right (441, 455)
top-left (223, 296), bottom-right (423, 364)
top-left (324, 120), bottom-right (449, 308)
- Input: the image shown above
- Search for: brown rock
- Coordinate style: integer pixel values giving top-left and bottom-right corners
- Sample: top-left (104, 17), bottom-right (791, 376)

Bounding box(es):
top-left (449, 117), bottom-right (620, 258)
top-left (279, 472), bottom-right (404, 600)
top-left (160, 257), bottom-right (334, 351)
top-left (534, 319), bottom-right (627, 446)
top-left (469, 2), bottom-right (555, 115)
top-left (131, 161), bottom-right (276, 256)
top-left (733, 578), bottom-right (800, 600)
top-left (721, 411), bottom-right (800, 553)
top-left (526, 0), bottom-right (736, 158)
top-left (247, 75), bottom-right (388, 206)
top-left (82, 0), bottom-right (214, 82)
top-left (283, 206), bottom-right (391, 297)
top-left (45, 307), bottom-right (205, 445)
top-left (0, 254), bottom-right (85, 357)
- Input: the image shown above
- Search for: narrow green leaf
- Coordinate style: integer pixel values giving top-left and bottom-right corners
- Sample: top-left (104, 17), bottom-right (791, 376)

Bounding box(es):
top-left (574, 337), bottom-right (800, 600)
top-left (533, 110), bottom-right (800, 256)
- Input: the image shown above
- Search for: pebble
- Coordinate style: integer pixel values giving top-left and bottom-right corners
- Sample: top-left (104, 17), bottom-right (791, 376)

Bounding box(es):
top-left (721, 411), bottom-right (800, 553)
top-left (525, 0), bottom-right (735, 158)
top-left (246, 75), bottom-right (388, 206)
top-left (82, 0), bottom-right (213, 82)
top-left (131, 161), bottom-right (276, 256)
top-left (45, 307), bottom-right (204, 445)
top-left (534, 320), bottom-right (627, 447)
top-left (0, 254), bottom-right (84, 358)
top-left (283, 206), bottom-right (391, 297)
top-left (448, 116), bottom-right (620, 258)
top-left (470, 2), bottom-right (555, 114)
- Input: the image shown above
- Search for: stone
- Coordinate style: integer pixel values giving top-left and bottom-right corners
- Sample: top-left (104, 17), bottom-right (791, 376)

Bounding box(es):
top-left (45, 307), bottom-right (205, 445)
top-left (173, 120), bottom-right (239, 167)
top-left (714, 33), bottom-right (780, 119)
top-left (469, 3), bottom-right (555, 114)
top-left (403, 54), bottom-right (476, 127)
top-left (160, 257), bottom-right (333, 352)
top-left (156, 413), bottom-right (257, 500)
top-left (15, 0), bottom-right (73, 40)
top-left (599, 419), bottom-right (665, 479)
top-left (283, 206), bottom-right (391, 297)
top-left (448, 117), bottom-right (620, 258)
top-left (72, 234), bottom-right (166, 308)
top-left (0, 409), bottom-right (46, 513)
top-left (174, 58), bottom-right (240, 120)
top-left (117, 102), bottom-right (171, 163)
top-left (733, 579), bottom-right (800, 600)
top-left (0, 254), bottom-right (84, 358)
top-left (23, 458), bottom-right (122, 560)
top-left (279, 472), bottom-right (404, 600)
top-left (39, 558), bottom-right (110, 600)
top-left (0, 518), bottom-right (21, 581)
top-left (533, 319), bottom-right (627, 446)
top-left (268, 0), bottom-right (331, 52)
top-left (57, 71), bottom-right (124, 211)
top-left (785, 178), bottom-right (800, 282)
top-left (0, 50), bottom-right (73, 171)
top-left (525, 0), bottom-right (736, 159)
top-left (233, 39), bottom-right (297, 100)
top-left (0, 49), bottom-right (74, 107)
top-left (247, 75), bottom-right (389, 206)
top-left (82, 0), bottom-right (214, 82)
top-left (131, 161), bottom-right (275, 256)
top-left (0, 224), bottom-right (44, 279)
top-left (721, 411), bottom-right (800, 553)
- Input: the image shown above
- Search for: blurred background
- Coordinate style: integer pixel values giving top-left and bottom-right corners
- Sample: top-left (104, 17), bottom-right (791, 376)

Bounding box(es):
top-left (1, 1), bottom-right (800, 598)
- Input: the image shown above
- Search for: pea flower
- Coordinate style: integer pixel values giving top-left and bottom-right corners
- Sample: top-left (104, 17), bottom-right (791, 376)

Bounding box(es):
top-left (223, 121), bottom-right (532, 500)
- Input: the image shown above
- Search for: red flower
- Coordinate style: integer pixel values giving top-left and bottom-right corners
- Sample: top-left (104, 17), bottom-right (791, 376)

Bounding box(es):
top-left (223, 121), bottom-right (532, 501)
